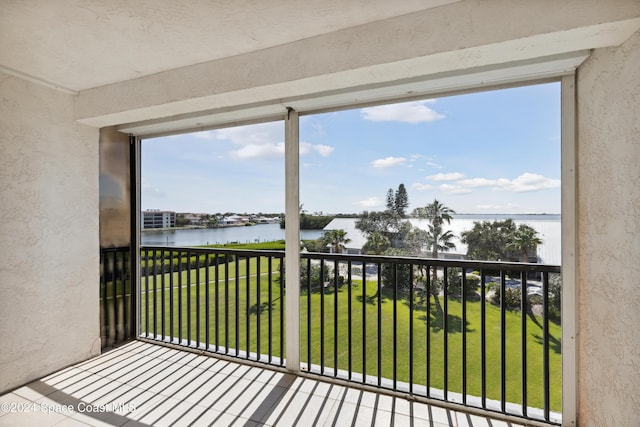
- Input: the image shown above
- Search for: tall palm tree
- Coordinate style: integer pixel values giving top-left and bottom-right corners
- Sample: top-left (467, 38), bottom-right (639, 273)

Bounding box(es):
top-left (413, 199), bottom-right (456, 282)
top-left (416, 198), bottom-right (455, 227)
top-left (421, 223), bottom-right (456, 311)
top-left (321, 229), bottom-right (351, 254)
top-left (425, 224), bottom-right (457, 259)
top-left (508, 225), bottom-right (542, 262)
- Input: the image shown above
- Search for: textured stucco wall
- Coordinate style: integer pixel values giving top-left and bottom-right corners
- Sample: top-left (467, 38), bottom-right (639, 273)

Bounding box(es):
top-left (0, 72), bottom-right (100, 393)
top-left (576, 30), bottom-right (640, 426)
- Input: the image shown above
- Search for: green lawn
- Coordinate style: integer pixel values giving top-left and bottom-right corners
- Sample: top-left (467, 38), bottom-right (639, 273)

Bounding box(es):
top-left (301, 280), bottom-right (561, 412)
top-left (140, 257), bottom-right (561, 412)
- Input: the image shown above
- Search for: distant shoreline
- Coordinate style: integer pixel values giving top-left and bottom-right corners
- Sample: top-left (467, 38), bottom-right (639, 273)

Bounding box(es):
top-left (450, 213), bottom-right (561, 220)
top-left (142, 222), bottom-right (263, 232)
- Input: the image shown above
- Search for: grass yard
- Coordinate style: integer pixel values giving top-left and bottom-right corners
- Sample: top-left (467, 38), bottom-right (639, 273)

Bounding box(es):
top-left (301, 280), bottom-right (561, 412)
top-left (140, 257), bottom-right (561, 412)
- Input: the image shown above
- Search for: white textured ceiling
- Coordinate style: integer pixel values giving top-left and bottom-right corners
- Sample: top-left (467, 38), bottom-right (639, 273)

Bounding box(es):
top-left (0, 0), bottom-right (458, 92)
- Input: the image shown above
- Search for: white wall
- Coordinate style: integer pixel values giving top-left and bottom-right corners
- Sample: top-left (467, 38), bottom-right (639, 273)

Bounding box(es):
top-left (576, 30), bottom-right (640, 426)
top-left (0, 72), bottom-right (100, 394)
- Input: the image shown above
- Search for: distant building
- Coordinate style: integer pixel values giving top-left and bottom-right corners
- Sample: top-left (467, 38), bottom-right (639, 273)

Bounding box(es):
top-left (143, 210), bottom-right (176, 229)
top-left (182, 213), bottom-right (205, 226)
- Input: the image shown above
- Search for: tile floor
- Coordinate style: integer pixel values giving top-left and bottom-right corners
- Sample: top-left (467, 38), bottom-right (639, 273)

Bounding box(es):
top-left (0, 341), bottom-right (527, 426)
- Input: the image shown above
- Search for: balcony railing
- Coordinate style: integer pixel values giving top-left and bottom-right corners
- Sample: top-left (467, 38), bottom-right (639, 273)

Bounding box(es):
top-left (140, 246), bottom-right (285, 367)
top-left (139, 245), bottom-right (561, 425)
top-left (100, 246), bottom-right (135, 348)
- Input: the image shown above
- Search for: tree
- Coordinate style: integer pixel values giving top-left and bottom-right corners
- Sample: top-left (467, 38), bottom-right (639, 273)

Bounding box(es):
top-left (362, 232), bottom-right (390, 255)
top-left (412, 198), bottom-right (455, 228)
top-left (460, 219), bottom-right (517, 261)
top-left (175, 214), bottom-right (190, 227)
top-left (380, 248), bottom-right (413, 292)
top-left (384, 184), bottom-right (409, 218)
top-left (441, 268), bottom-right (480, 298)
top-left (320, 229), bottom-right (351, 254)
top-left (508, 224), bottom-right (543, 262)
top-left (300, 261), bottom-right (330, 290)
top-left (355, 210), bottom-right (410, 248)
top-left (357, 185), bottom-right (412, 247)
top-left (402, 227), bottom-right (428, 256)
top-left (425, 224), bottom-right (456, 259)
top-left (413, 199), bottom-right (456, 283)
top-left (548, 273), bottom-right (561, 323)
top-left (425, 223), bottom-right (456, 287)
top-left (394, 184), bottom-right (409, 218)
top-left (385, 189), bottom-right (395, 211)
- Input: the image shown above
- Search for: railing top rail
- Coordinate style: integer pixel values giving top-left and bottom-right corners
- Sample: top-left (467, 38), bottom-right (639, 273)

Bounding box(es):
top-left (301, 252), bottom-right (561, 272)
top-left (140, 245), bottom-right (285, 258)
top-left (139, 245), bottom-right (560, 272)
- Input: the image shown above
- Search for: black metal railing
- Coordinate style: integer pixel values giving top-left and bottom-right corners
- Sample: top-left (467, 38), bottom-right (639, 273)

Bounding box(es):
top-left (140, 246), bottom-right (285, 367)
top-left (138, 246), bottom-right (561, 424)
top-left (100, 246), bottom-right (135, 348)
top-left (300, 252), bottom-right (561, 424)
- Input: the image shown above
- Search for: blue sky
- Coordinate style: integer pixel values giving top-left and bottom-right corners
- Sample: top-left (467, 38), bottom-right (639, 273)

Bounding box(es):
top-left (142, 82), bottom-right (561, 215)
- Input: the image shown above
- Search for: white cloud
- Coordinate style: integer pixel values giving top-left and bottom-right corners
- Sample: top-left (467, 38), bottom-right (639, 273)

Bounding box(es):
top-left (361, 100), bottom-right (445, 123)
top-left (231, 142), bottom-right (284, 159)
top-left (208, 122), bottom-right (334, 160)
top-left (411, 183), bottom-right (433, 191)
top-left (427, 172), bottom-right (465, 181)
top-left (426, 161), bottom-right (444, 169)
top-left (440, 184), bottom-right (471, 194)
top-left (457, 178), bottom-right (497, 188)
top-left (428, 173), bottom-right (560, 193)
top-left (371, 156), bottom-right (407, 169)
top-left (312, 144), bottom-right (335, 157)
top-left (493, 173), bottom-right (560, 193)
top-left (213, 122), bottom-right (281, 145)
top-left (300, 142), bottom-right (336, 157)
top-left (354, 197), bottom-right (382, 209)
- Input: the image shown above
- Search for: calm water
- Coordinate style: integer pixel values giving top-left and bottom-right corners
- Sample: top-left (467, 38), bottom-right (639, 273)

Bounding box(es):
top-left (141, 223), bottom-right (324, 247)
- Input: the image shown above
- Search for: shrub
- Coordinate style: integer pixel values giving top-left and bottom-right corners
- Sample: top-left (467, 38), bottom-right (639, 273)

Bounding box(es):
top-left (529, 294), bottom-right (543, 306)
top-left (490, 284), bottom-right (522, 311)
top-left (548, 273), bottom-right (561, 323)
top-left (299, 261), bottom-right (331, 290)
top-left (442, 268), bottom-right (480, 298)
top-left (381, 262), bottom-right (413, 292)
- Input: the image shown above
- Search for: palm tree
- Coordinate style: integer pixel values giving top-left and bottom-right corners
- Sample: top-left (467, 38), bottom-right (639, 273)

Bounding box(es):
top-left (321, 229), bottom-right (351, 254)
top-left (421, 223), bottom-right (456, 313)
top-left (414, 199), bottom-right (456, 281)
top-left (425, 224), bottom-right (457, 259)
top-left (362, 232), bottom-right (390, 255)
top-left (425, 223), bottom-right (456, 281)
top-left (508, 225), bottom-right (543, 262)
top-left (416, 198), bottom-right (455, 227)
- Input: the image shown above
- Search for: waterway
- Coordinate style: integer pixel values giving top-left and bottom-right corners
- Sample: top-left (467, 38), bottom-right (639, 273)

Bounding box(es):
top-left (141, 223), bottom-right (324, 247)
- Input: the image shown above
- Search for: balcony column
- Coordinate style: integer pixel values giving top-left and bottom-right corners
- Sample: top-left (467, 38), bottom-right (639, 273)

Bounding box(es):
top-left (284, 108), bottom-right (301, 371)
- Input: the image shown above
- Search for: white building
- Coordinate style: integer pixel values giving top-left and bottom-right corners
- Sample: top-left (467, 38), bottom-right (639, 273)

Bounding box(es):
top-left (142, 210), bottom-right (176, 229)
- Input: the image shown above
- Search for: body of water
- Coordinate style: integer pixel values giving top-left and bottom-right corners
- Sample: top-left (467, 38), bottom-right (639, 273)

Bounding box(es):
top-left (141, 223), bottom-right (324, 247)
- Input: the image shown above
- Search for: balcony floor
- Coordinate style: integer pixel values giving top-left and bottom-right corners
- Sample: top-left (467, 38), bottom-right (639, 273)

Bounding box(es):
top-left (1, 341), bottom-right (527, 427)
